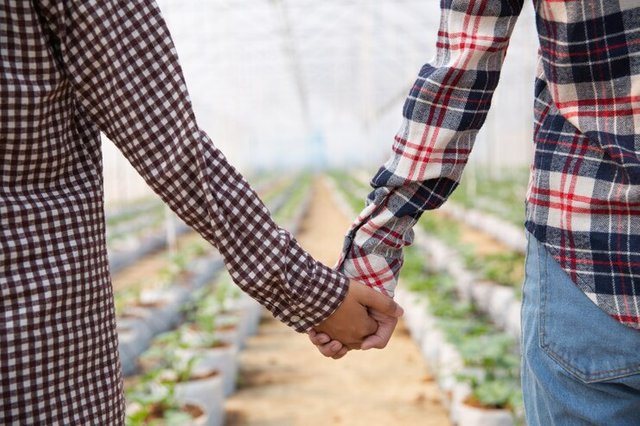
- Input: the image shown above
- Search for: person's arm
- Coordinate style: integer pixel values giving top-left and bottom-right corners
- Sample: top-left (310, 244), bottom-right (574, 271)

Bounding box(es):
top-left (310, 0), bottom-right (524, 356)
top-left (33, 0), bottom-right (356, 333)
top-left (337, 0), bottom-right (525, 296)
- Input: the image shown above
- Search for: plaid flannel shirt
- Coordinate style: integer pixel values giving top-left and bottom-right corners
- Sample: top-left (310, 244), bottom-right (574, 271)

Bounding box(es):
top-left (338, 0), bottom-right (640, 330)
top-left (0, 1), bottom-right (348, 423)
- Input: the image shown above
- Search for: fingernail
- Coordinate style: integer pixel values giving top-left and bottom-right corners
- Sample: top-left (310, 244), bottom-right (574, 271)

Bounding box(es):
top-left (331, 341), bottom-right (341, 351)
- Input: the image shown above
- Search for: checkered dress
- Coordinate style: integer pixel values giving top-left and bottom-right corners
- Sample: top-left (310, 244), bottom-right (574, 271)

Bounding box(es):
top-left (339, 0), bottom-right (640, 330)
top-left (0, 1), bottom-right (347, 423)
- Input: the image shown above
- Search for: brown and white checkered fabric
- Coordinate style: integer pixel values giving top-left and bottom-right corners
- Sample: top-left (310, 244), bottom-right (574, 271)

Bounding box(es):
top-left (0, 1), bottom-right (348, 423)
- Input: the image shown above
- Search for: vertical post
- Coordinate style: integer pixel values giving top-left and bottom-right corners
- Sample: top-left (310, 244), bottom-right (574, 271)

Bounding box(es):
top-left (165, 205), bottom-right (177, 255)
top-left (359, 0), bottom-right (375, 131)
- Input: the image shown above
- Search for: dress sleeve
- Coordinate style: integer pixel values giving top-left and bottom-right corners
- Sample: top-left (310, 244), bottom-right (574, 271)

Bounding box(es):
top-left (337, 0), bottom-right (524, 296)
top-left (35, 0), bottom-right (348, 332)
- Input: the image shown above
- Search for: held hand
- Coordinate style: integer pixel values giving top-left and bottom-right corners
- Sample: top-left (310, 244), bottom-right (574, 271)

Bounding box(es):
top-left (309, 308), bottom-right (400, 358)
top-left (311, 281), bottom-right (403, 356)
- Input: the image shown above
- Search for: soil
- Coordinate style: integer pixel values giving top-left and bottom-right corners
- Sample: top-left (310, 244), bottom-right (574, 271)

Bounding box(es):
top-left (184, 403), bottom-right (205, 420)
top-left (464, 395), bottom-right (505, 410)
top-left (224, 178), bottom-right (450, 426)
top-left (186, 369), bottom-right (221, 382)
top-left (146, 403), bottom-right (204, 423)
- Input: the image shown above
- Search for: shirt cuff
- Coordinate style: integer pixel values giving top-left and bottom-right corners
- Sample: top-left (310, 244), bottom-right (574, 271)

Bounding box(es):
top-left (277, 229), bottom-right (350, 332)
top-left (336, 234), bottom-right (401, 297)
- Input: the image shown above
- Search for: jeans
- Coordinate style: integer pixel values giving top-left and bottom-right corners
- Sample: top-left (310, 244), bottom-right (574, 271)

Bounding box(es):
top-left (521, 233), bottom-right (640, 425)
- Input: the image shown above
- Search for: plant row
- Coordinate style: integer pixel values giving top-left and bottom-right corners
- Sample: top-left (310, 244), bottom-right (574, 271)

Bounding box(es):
top-left (328, 172), bottom-right (525, 426)
top-left (448, 168), bottom-right (529, 227)
top-left (115, 174), bottom-right (309, 373)
top-left (396, 249), bottom-right (523, 425)
top-left (107, 175), bottom-right (290, 274)
top-left (124, 274), bottom-right (260, 426)
top-left (116, 175), bottom-right (314, 425)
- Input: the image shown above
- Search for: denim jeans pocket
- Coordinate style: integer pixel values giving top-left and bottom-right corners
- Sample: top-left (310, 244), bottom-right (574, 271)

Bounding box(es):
top-left (537, 241), bottom-right (640, 383)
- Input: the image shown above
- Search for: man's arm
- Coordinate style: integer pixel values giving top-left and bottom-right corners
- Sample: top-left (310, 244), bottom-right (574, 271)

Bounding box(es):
top-left (310, 0), bottom-right (524, 356)
top-left (338, 0), bottom-right (525, 295)
top-left (33, 0), bottom-right (393, 338)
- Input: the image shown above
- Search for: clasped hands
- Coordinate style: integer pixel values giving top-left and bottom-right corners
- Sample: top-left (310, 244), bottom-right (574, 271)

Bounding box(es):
top-left (308, 280), bottom-right (403, 359)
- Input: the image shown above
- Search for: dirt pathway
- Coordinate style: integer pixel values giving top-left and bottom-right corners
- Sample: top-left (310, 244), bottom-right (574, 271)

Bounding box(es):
top-left (224, 178), bottom-right (450, 426)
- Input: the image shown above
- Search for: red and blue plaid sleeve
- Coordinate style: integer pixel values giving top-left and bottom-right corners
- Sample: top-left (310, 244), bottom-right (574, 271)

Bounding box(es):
top-left (338, 0), bottom-right (524, 295)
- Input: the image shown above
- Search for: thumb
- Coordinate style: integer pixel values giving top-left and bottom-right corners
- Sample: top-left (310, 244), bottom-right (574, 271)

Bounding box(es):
top-left (350, 280), bottom-right (404, 317)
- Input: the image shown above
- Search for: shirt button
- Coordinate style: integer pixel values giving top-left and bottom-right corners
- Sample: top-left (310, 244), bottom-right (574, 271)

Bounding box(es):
top-left (290, 315), bottom-right (301, 323)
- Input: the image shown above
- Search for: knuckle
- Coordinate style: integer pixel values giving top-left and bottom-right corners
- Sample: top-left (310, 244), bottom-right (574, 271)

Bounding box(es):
top-left (386, 298), bottom-right (396, 312)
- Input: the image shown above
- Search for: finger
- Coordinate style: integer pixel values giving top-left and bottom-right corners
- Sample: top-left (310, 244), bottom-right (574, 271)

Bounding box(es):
top-left (331, 346), bottom-right (349, 360)
top-left (308, 330), bottom-right (331, 346)
top-left (361, 313), bottom-right (398, 350)
top-left (351, 281), bottom-right (404, 318)
top-left (318, 340), bottom-right (344, 357)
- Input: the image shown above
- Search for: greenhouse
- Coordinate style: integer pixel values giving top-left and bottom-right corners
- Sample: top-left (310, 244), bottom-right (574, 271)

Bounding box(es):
top-left (3, 1), bottom-right (639, 426)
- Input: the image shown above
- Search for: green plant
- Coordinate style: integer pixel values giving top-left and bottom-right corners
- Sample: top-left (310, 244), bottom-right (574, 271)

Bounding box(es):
top-left (439, 318), bottom-right (491, 345)
top-left (141, 327), bottom-right (202, 376)
top-left (158, 252), bottom-right (189, 284)
top-left (125, 375), bottom-right (193, 426)
top-left (154, 324), bottom-right (223, 351)
top-left (274, 174), bottom-right (312, 223)
top-left (398, 246), bottom-right (523, 415)
top-left (463, 250), bottom-right (525, 289)
top-left (456, 333), bottom-right (521, 410)
top-left (114, 286), bottom-right (143, 316)
top-left (450, 168), bottom-right (528, 226)
top-left (186, 241), bottom-right (207, 258)
top-left (212, 274), bottom-right (242, 308)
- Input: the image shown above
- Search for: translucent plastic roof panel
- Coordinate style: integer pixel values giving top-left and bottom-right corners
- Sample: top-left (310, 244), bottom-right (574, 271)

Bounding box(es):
top-left (151, 0), bottom-right (538, 171)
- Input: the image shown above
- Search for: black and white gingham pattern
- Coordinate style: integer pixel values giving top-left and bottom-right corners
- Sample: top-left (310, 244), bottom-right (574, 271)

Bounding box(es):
top-left (1, 1), bottom-right (347, 423)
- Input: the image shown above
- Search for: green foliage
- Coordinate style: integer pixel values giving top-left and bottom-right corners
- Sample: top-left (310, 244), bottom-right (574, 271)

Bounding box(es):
top-left (153, 323), bottom-right (222, 352)
top-left (115, 238), bottom-right (212, 316)
top-left (328, 170), bottom-right (368, 212)
top-left (260, 176), bottom-right (294, 205)
top-left (106, 200), bottom-right (166, 245)
top-left (398, 247), bottom-right (522, 413)
top-left (401, 249), bottom-right (427, 279)
top-left (473, 380), bottom-right (522, 410)
top-left (419, 214), bottom-right (461, 247)
top-left (463, 250), bottom-right (525, 288)
top-left (114, 286), bottom-right (142, 316)
top-left (274, 174), bottom-right (312, 223)
top-left (140, 335), bottom-right (199, 382)
top-left (450, 168), bottom-right (528, 226)
top-left (125, 374), bottom-right (192, 426)
top-left (458, 334), bottom-right (518, 369)
top-left (438, 318), bottom-right (491, 345)
top-left (106, 198), bottom-right (164, 227)
top-left (183, 275), bottom-right (242, 330)
top-left (456, 333), bottom-right (521, 410)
